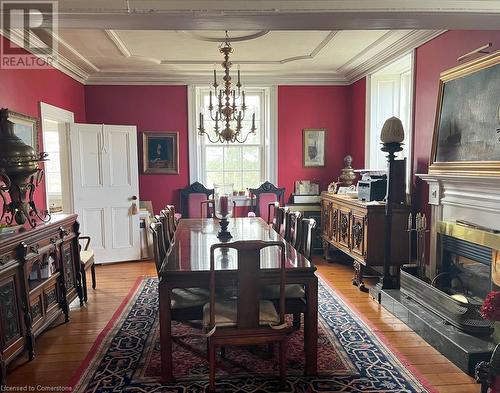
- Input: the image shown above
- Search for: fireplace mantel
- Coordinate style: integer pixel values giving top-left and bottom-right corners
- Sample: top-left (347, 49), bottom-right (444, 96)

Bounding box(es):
top-left (416, 172), bottom-right (500, 277)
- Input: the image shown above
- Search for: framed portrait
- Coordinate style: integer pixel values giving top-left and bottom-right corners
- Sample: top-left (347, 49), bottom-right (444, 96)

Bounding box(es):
top-left (142, 132), bottom-right (179, 174)
top-left (429, 50), bottom-right (500, 175)
top-left (303, 128), bottom-right (326, 167)
top-left (8, 110), bottom-right (38, 152)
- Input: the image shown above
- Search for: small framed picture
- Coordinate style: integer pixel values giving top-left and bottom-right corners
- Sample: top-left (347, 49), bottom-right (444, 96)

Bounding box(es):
top-left (8, 110), bottom-right (38, 152)
top-left (142, 132), bottom-right (179, 174)
top-left (303, 128), bottom-right (326, 167)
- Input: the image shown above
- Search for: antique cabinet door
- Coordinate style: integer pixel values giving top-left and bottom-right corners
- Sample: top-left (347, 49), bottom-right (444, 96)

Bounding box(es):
top-left (70, 124), bottom-right (140, 263)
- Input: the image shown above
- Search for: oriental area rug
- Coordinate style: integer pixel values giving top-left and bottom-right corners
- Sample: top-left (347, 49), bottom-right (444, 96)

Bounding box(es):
top-left (70, 277), bottom-right (434, 392)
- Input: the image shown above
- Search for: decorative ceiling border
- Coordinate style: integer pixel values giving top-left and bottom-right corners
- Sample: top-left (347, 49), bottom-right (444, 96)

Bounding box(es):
top-left (2, 28), bottom-right (446, 85)
top-left (345, 29), bottom-right (446, 82)
top-left (84, 71), bottom-right (351, 85)
top-left (3, 29), bottom-right (92, 83)
top-left (179, 30), bottom-right (270, 42)
top-left (105, 29), bottom-right (339, 66)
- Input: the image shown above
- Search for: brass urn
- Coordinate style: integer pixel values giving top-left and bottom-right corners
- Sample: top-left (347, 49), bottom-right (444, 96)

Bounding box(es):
top-left (0, 108), bottom-right (49, 227)
top-left (339, 155), bottom-right (356, 186)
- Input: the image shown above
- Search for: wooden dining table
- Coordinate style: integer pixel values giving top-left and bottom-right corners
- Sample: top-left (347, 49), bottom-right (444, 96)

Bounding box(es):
top-left (158, 217), bottom-right (318, 382)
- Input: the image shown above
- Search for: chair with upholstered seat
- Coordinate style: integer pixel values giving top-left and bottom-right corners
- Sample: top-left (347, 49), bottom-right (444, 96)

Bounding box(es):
top-left (262, 217), bottom-right (316, 329)
top-left (150, 221), bottom-right (208, 321)
top-left (180, 182), bottom-right (214, 218)
top-left (79, 236), bottom-right (96, 305)
top-left (205, 240), bottom-right (291, 392)
top-left (249, 182), bottom-right (285, 224)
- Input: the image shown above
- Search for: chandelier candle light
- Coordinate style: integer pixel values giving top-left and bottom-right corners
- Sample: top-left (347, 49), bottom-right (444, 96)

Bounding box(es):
top-left (198, 31), bottom-right (257, 144)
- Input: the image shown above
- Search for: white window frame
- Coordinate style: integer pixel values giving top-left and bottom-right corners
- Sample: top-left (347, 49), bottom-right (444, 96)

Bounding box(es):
top-left (188, 85), bottom-right (277, 187)
top-left (365, 51), bottom-right (415, 195)
top-left (40, 102), bottom-right (75, 214)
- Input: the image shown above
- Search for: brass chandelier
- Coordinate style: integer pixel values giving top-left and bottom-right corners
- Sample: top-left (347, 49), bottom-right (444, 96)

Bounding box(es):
top-left (198, 31), bottom-right (256, 143)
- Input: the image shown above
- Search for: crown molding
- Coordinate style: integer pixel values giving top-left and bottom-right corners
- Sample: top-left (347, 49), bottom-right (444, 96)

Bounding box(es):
top-left (3, 29), bottom-right (91, 84)
top-left (346, 29), bottom-right (446, 83)
top-left (84, 71), bottom-right (350, 86)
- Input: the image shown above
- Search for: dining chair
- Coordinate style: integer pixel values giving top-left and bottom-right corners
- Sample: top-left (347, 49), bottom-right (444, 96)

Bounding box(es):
top-left (180, 182), bottom-right (214, 218)
top-left (79, 235), bottom-right (96, 305)
top-left (159, 210), bottom-right (174, 247)
top-left (297, 218), bottom-right (317, 260)
top-left (165, 204), bottom-right (179, 230)
top-left (284, 211), bottom-right (302, 249)
top-left (204, 240), bottom-right (291, 392)
top-left (261, 217), bottom-right (316, 329)
top-left (273, 206), bottom-right (289, 237)
top-left (202, 199), bottom-right (238, 218)
top-left (150, 222), bottom-right (209, 321)
top-left (249, 182), bottom-right (285, 224)
top-left (267, 201), bottom-right (280, 225)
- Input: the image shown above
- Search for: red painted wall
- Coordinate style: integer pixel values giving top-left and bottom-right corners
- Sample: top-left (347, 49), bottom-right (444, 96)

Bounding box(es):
top-left (0, 36), bottom-right (86, 214)
top-left (278, 85), bottom-right (350, 200)
top-left (84, 85), bottom-right (188, 213)
top-left (413, 30), bottom-right (500, 212)
top-left (348, 78), bottom-right (366, 169)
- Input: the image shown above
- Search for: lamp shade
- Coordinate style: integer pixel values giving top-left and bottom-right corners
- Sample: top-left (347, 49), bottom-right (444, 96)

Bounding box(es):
top-left (380, 116), bottom-right (405, 143)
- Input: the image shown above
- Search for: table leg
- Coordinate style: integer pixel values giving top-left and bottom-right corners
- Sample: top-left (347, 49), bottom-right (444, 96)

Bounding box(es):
top-left (159, 278), bottom-right (173, 382)
top-left (304, 275), bottom-right (318, 375)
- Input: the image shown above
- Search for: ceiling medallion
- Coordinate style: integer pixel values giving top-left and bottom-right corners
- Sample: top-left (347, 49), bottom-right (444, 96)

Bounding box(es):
top-left (198, 31), bottom-right (256, 144)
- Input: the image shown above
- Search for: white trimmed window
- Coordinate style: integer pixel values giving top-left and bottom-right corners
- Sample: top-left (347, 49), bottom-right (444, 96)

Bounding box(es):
top-left (189, 86), bottom-right (277, 190)
top-left (367, 53), bottom-right (414, 192)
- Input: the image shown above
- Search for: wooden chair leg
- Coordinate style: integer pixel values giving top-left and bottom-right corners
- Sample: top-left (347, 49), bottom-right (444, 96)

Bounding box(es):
top-left (209, 340), bottom-right (216, 393)
top-left (279, 339), bottom-right (287, 389)
top-left (292, 313), bottom-right (301, 329)
top-left (91, 264), bottom-right (96, 289)
top-left (80, 264), bottom-right (88, 304)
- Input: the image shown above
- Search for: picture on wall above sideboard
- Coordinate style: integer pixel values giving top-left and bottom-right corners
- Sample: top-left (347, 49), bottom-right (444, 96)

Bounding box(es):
top-left (143, 132), bottom-right (179, 174)
top-left (303, 128), bottom-right (326, 167)
top-left (432, 51), bottom-right (500, 168)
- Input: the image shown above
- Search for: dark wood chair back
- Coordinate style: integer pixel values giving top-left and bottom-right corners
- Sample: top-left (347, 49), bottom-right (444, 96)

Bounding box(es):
top-left (150, 221), bottom-right (167, 275)
top-left (267, 201), bottom-right (279, 225)
top-left (165, 204), bottom-right (178, 231)
top-left (273, 206), bottom-right (289, 236)
top-left (209, 240), bottom-right (286, 330)
top-left (298, 218), bottom-right (317, 260)
top-left (179, 182), bottom-right (214, 218)
top-left (202, 199), bottom-right (238, 218)
top-left (249, 182), bottom-right (285, 223)
top-left (159, 209), bottom-right (174, 246)
top-left (285, 211), bottom-right (302, 248)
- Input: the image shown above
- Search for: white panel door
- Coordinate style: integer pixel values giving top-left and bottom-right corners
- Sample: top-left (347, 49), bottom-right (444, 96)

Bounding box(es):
top-left (70, 123), bottom-right (140, 263)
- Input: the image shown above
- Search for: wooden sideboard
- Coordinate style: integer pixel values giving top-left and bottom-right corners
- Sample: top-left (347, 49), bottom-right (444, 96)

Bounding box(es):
top-left (0, 214), bottom-right (82, 384)
top-left (320, 192), bottom-right (409, 290)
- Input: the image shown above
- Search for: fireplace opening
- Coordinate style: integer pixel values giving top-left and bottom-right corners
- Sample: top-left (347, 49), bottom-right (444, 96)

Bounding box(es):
top-left (399, 221), bottom-right (499, 335)
top-left (437, 234), bottom-right (492, 303)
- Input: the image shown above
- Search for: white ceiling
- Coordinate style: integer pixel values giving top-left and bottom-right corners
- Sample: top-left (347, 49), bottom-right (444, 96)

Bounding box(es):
top-left (7, 0), bottom-right (500, 84)
top-left (38, 28), bottom-right (442, 84)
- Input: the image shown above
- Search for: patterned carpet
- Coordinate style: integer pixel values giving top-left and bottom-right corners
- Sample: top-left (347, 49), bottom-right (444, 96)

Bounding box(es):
top-left (71, 277), bottom-right (433, 392)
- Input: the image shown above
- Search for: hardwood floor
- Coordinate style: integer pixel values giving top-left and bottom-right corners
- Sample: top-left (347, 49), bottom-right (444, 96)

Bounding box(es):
top-left (6, 256), bottom-right (480, 392)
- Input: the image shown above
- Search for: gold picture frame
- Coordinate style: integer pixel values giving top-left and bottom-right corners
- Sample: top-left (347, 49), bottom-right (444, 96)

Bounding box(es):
top-left (142, 132), bottom-right (179, 174)
top-left (429, 50), bottom-right (500, 175)
top-left (303, 128), bottom-right (326, 167)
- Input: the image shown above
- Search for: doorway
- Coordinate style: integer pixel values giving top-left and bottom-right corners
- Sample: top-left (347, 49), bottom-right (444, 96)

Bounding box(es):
top-left (40, 102), bottom-right (74, 214)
